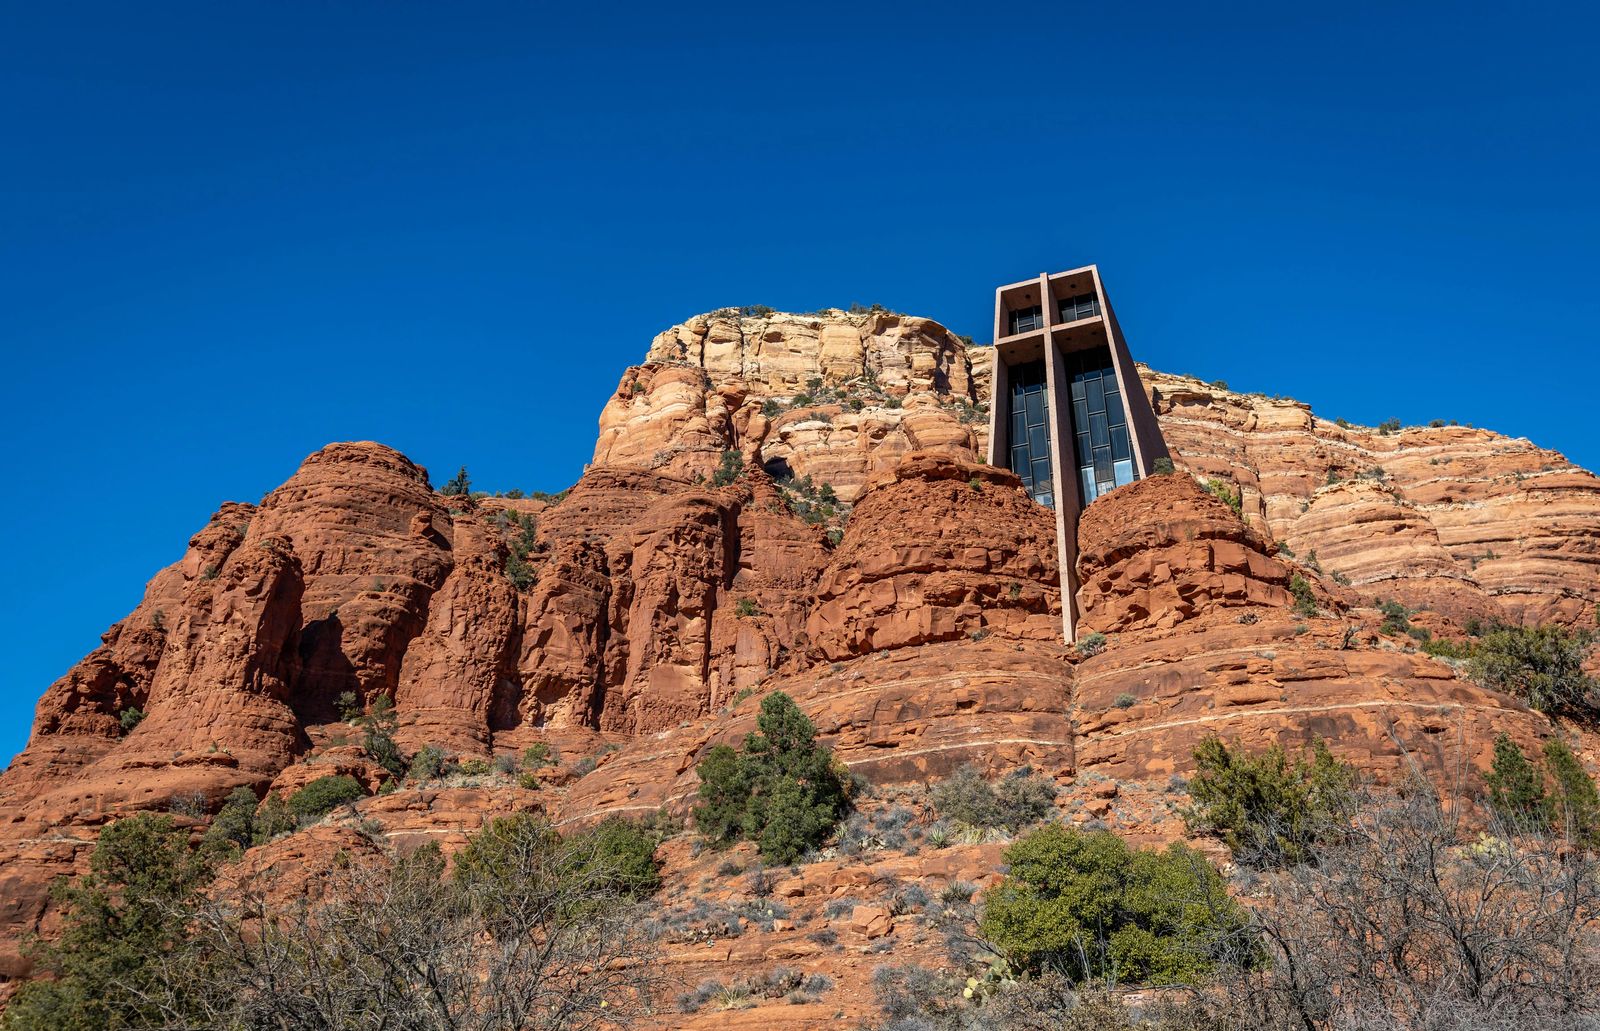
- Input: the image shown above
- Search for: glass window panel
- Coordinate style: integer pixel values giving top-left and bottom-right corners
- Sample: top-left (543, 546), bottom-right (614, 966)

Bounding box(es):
top-left (1072, 397), bottom-right (1088, 427)
top-left (1114, 459), bottom-right (1135, 487)
top-left (1032, 458), bottom-right (1053, 486)
top-left (1095, 449), bottom-right (1114, 480)
top-left (1024, 390), bottom-right (1042, 424)
top-left (1111, 425), bottom-right (1131, 461)
top-left (1010, 445), bottom-right (1029, 472)
top-left (1036, 492), bottom-right (1054, 509)
top-left (1080, 466), bottom-right (1096, 502)
top-left (1070, 378), bottom-right (1085, 401)
top-left (1090, 412), bottom-right (1110, 448)
top-left (1086, 375), bottom-right (1104, 413)
top-left (1029, 426), bottom-right (1048, 455)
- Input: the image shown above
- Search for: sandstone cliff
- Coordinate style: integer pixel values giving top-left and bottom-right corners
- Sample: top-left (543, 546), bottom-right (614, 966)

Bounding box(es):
top-left (1, 307), bottom-right (1594, 1009)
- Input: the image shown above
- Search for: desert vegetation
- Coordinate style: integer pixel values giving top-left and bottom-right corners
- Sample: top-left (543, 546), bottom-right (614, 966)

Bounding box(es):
top-left (694, 691), bottom-right (850, 862)
top-left (4, 811), bottom-right (665, 1031)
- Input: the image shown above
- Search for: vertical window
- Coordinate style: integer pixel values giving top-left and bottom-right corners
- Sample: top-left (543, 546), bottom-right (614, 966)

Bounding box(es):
top-left (1004, 359), bottom-right (1054, 508)
top-left (1066, 347), bottom-right (1136, 504)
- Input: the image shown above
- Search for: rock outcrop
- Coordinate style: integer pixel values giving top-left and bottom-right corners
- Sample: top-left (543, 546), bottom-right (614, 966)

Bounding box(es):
top-left (592, 310), bottom-right (988, 500)
top-left (1068, 474), bottom-right (1551, 805)
top-left (1142, 369), bottom-right (1600, 628)
top-left (1, 307), bottom-right (1594, 1010)
top-left (806, 453), bottom-right (1062, 659)
top-left (1074, 473), bottom-right (1302, 634)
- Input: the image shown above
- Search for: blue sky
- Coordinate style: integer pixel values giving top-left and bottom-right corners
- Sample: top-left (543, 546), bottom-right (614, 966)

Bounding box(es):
top-left (2, 1), bottom-right (1596, 765)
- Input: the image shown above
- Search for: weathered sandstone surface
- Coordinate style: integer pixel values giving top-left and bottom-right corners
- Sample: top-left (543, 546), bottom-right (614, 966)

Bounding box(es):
top-left (1, 308), bottom-right (1593, 1014)
top-left (1143, 369), bottom-right (1600, 627)
top-left (592, 310), bottom-right (988, 500)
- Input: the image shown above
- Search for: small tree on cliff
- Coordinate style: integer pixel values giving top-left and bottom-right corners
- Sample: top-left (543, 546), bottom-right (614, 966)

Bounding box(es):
top-left (694, 691), bottom-right (849, 863)
top-left (441, 465), bottom-right (472, 497)
top-left (357, 693), bottom-right (406, 779)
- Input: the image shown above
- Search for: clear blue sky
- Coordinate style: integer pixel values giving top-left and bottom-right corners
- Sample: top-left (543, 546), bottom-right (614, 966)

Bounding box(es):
top-left (3, 2), bottom-right (1596, 765)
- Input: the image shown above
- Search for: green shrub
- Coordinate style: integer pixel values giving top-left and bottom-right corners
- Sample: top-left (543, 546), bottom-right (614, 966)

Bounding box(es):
top-left (693, 692), bottom-right (849, 863)
top-left (499, 508), bottom-right (542, 590)
top-left (1483, 733), bottom-right (1600, 848)
top-left (1544, 736), bottom-right (1600, 847)
top-left (454, 812), bottom-right (663, 909)
top-left (573, 817), bottom-right (665, 898)
top-left (357, 694), bottom-right (406, 779)
top-left (1485, 733), bottom-right (1549, 832)
top-left (761, 398), bottom-right (783, 418)
top-left (335, 690), bottom-right (361, 722)
top-left (1288, 574), bottom-right (1317, 617)
top-left (776, 472), bottom-right (843, 525)
top-left (409, 745), bottom-right (446, 781)
top-left (251, 792), bottom-right (296, 844)
top-left (1421, 637), bottom-right (1471, 659)
top-left (1202, 478), bottom-right (1243, 518)
top-left (979, 825), bottom-right (1248, 982)
top-left (458, 758), bottom-right (490, 776)
top-left (453, 812), bottom-right (560, 884)
top-left (1152, 457), bottom-right (1176, 475)
top-left (1377, 418), bottom-right (1402, 435)
top-left (288, 775), bottom-right (366, 820)
top-left (522, 742), bottom-right (552, 768)
top-left (930, 764), bottom-right (1056, 832)
top-left (1182, 737), bottom-right (1354, 869)
top-left (734, 597), bottom-right (761, 618)
top-left (117, 706), bottom-right (146, 734)
top-left (203, 786), bottom-right (261, 853)
top-left (504, 552), bottom-right (536, 591)
top-left (711, 449), bottom-right (744, 487)
top-left (1334, 417), bottom-right (1351, 429)
top-left (1114, 693), bottom-right (1138, 709)
top-left (441, 466), bottom-right (472, 496)
top-left (1076, 632), bottom-right (1107, 657)
top-left (1378, 599), bottom-right (1412, 636)
top-left (1465, 623), bottom-right (1597, 715)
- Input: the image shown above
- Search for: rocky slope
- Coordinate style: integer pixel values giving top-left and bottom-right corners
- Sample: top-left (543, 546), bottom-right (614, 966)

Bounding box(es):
top-left (1, 307), bottom-right (1595, 1019)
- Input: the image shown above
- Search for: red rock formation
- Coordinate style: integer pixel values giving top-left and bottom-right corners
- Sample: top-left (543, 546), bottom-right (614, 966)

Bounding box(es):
top-left (1140, 369), bottom-right (1600, 628)
top-left (1074, 473), bottom-right (1303, 634)
top-left (806, 453), bottom-right (1062, 659)
top-left (592, 311), bottom-right (987, 499)
top-left (1069, 475), bottom-right (1552, 801)
top-left (1, 310), bottom-right (1594, 1013)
